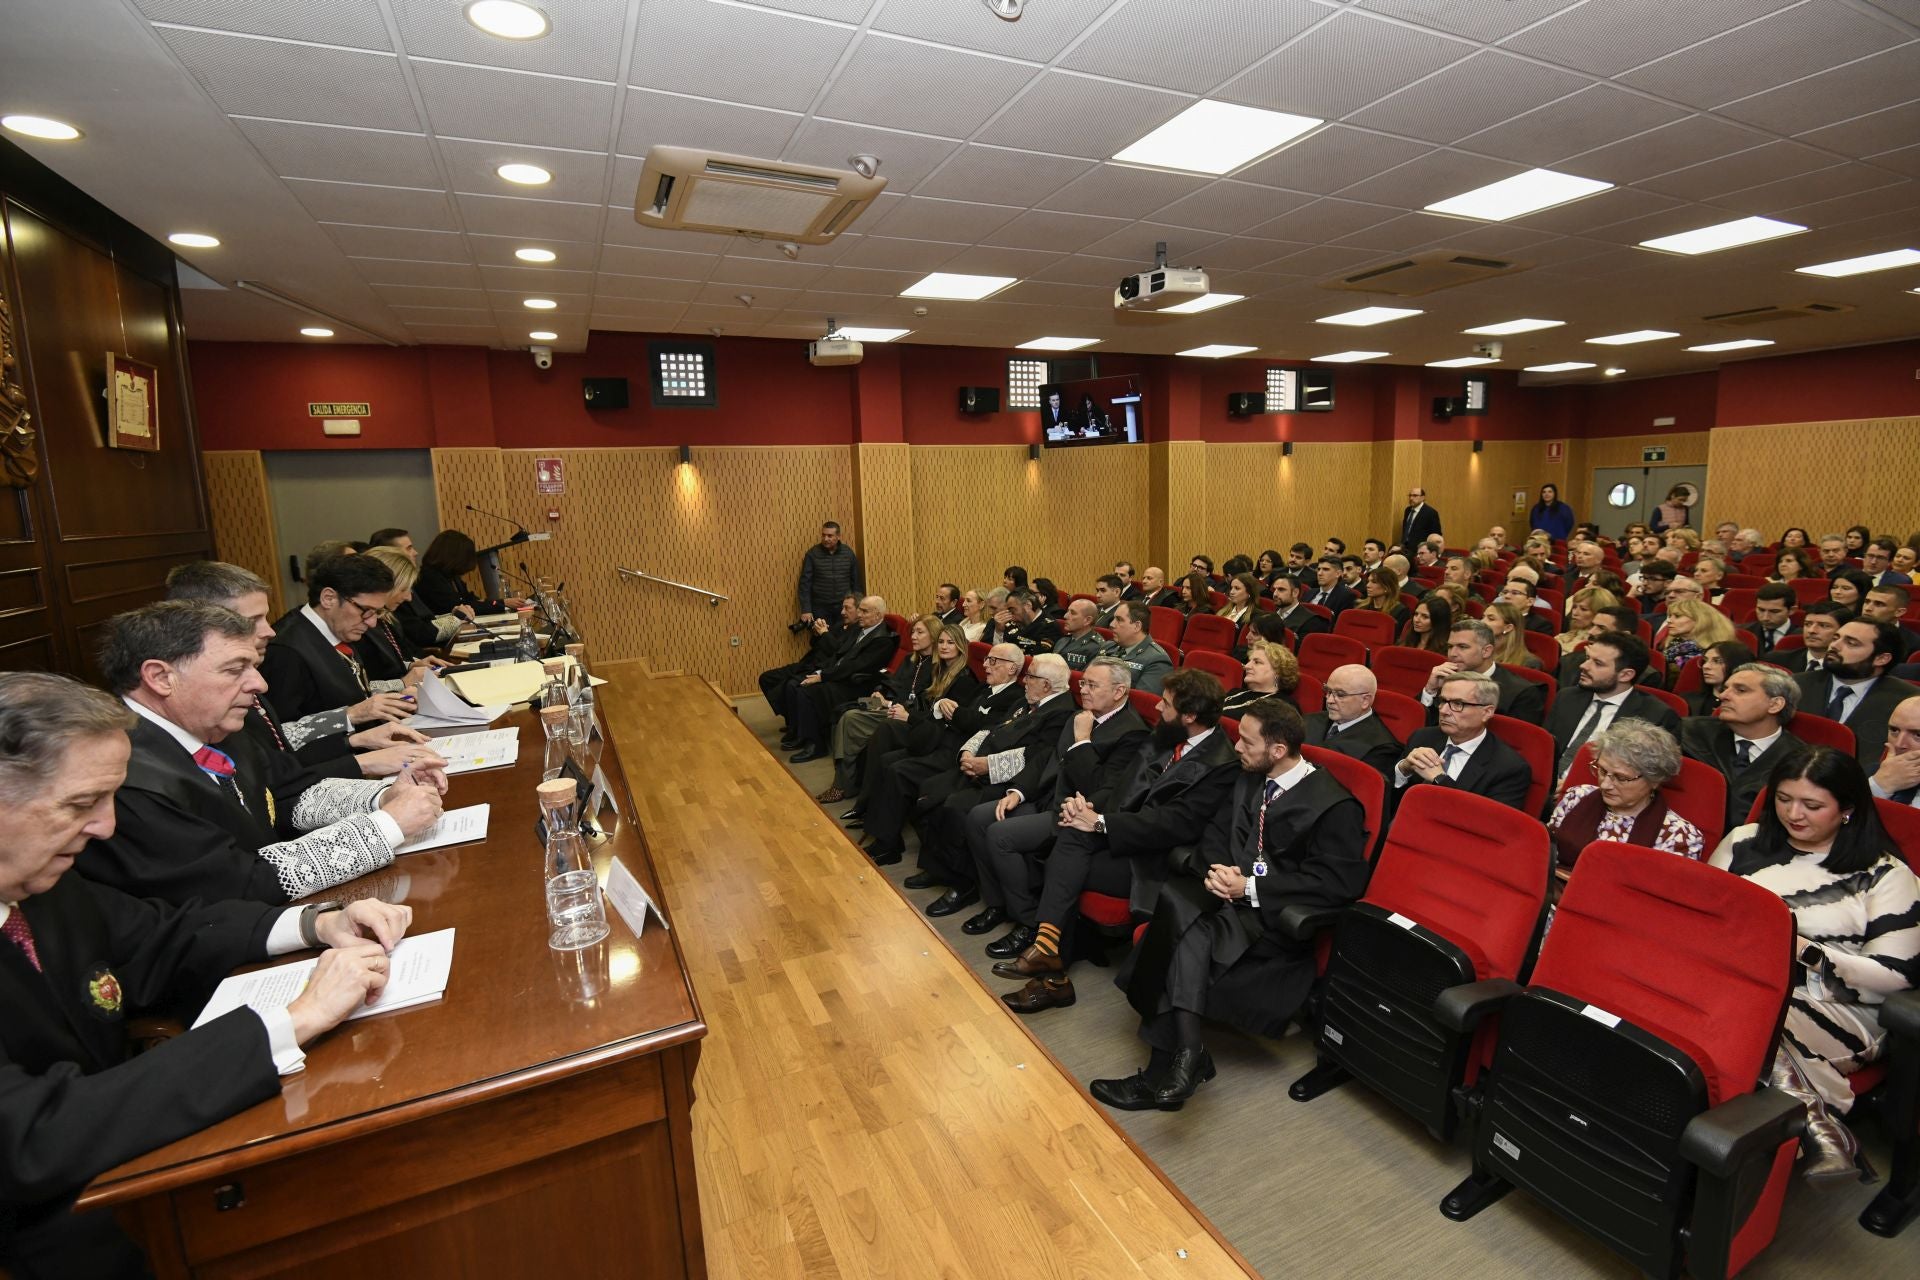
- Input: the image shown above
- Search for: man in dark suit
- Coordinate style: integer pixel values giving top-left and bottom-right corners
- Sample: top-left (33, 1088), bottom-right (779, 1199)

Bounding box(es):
top-left (931, 582), bottom-right (966, 627)
top-left (1772, 600), bottom-right (1851, 674)
top-left (961, 657), bottom-right (1151, 949)
top-left (904, 655), bottom-right (1077, 910)
top-left (1304, 559), bottom-right (1356, 617)
top-left (767, 594), bottom-right (859, 747)
top-left (1114, 561), bottom-right (1143, 601)
top-left (1546, 631), bottom-right (1681, 785)
top-left (370, 526), bottom-right (464, 651)
top-left (0, 671), bottom-right (414, 1280)
top-left (1091, 574), bottom-right (1126, 627)
top-left (1136, 566), bottom-right (1180, 609)
top-left (787, 595), bottom-right (898, 762)
top-left (993, 669), bottom-right (1239, 1013)
top-left (1861, 585), bottom-right (1920, 662)
top-left (1863, 538), bottom-right (1913, 589)
top-left (1794, 619), bottom-right (1919, 768)
top-left (1498, 578), bottom-right (1557, 634)
top-left (1869, 695), bottom-right (1920, 807)
top-left (1743, 583), bottom-right (1801, 656)
top-left (260, 552), bottom-right (405, 725)
top-left (1417, 619), bottom-right (1547, 726)
top-left (1401, 487), bottom-right (1442, 548)
top-left (1271, 574), bottom-right (1329, 640)
top-left (86, 602), bottom-right (447, 907)
top-left (1683, 664), bottom-right (1805, 830)
top-left (1304, 664), bottom-right (1401, 783)
top-left (1394, 672), bottom-right (1532, 811)
top-left (1091, 697), bottom-right (1368, 1110)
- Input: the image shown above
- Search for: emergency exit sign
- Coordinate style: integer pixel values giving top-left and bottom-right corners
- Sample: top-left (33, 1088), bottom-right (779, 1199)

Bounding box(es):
top-left (1642, 446), bottom-right (1668, 462)
top-left (309, 402), bottom-right (371, 417)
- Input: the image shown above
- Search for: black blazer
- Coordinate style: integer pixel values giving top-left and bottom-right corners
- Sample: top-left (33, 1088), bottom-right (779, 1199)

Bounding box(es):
top-left (0, 873), bottom-right (279, 1266)
top-left (1793, 671), bottom-right (1919, 767)
top-left (1743, 621), bottom-right (1800, 656)
top-left (354, 617), bottom-right (419, 684)
top-left (1423, 666), bottom-right (1546, 727)
top-left (817, 624), bottom-right (897, 690)
top-left (1274, 604), bottom-right (1329, 638)
top-left (1032, 704), bottom-right (1152, 810)
top-left (240, 697), bottom-right (358, 783)
top-left (1304, 582), bottom-right (1356, 616)
top-left (1305, 710), bottom-right (1402, 782)
top-left (1401, 503), bottom-right (1442, 547)
top-left (395, 594), bottom-right (447, 651)
top-left (943, 681), bottom-right (1026, 746)
top-left (985, 693), bottom-right (1078, 793)
top-left (1396, 726), bottom-right (1532, 812)
top-left (261, 608), bottom-right (368, 723)
top-left (1681, 718), bottom-right (1804, 830)
top-left (1106, 728), bottom-right (1241, 856)
top-left (415, 563), bottom-right (502, 616)
top-left (1544, 686), bottom-right (1682, 765)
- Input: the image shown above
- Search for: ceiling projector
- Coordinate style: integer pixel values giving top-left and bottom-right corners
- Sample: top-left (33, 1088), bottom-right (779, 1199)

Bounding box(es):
top-left (807, 337), bottom-right (863, 366)
top-left (1115, 267), bottom-right (1210, 311)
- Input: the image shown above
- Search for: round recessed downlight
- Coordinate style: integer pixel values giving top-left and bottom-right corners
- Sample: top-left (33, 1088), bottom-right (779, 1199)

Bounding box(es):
top-left (2, 115), bottom-right (82, 140)
top-left (529, 330), bottom-right (558, 341)
top-left (514, 247), bottom-right (557, 263)
top-left (523, 298), bottom-right (558, 310)
top-left (496, 162), bottom-right (551, 186)
top-left (466, 1), bottom-right (550, 39)
top-left (167, 232), bottom-right (220, 248)
top-left (300, 327), bottom-right (334, 338)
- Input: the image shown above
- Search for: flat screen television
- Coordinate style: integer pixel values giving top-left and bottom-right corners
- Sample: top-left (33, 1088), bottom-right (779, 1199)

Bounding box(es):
top-left (1038, 374), bottom-right (1143, 448)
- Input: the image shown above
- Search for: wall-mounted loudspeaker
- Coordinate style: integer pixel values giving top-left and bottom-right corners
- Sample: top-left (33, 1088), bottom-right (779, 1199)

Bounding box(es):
top-left (1227, 391), bottom-right (1265, 417)
top-left (1431, 395), bottom-right (1466, 422)
top-left (583, 377), bottom-right (630, 409)
top-left (958, 386), bottom-right (1000, 414)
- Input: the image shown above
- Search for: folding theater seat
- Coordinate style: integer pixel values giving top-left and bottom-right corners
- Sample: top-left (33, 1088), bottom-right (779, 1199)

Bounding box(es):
top-left (1288, 789), bottom-right (1551, 1139)
top-left (1148, 605), bottom-right (1185, 652)
top-left (1442, 842), bottom-right (1801, 1280)
top-left (1370, 689), bottom-right (1424, 745)
top-left (1181, 647), bottom-right (1243, 690)
top-left (1562, 743), bottom-right (1729, 851)
top-left (1370, 644), bottom-right (1447, 700)
top-left (1180, 612), bottom-right (1239, 653)
top-left (1297, 633), bottom-right (1366, 685)
top-left (1333, 609), bottom-right (1396, 648)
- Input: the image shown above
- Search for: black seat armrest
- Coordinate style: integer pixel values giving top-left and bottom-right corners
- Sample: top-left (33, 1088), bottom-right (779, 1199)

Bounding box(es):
top-left (1678, 1088), bottom-right (1805, 1179)
top-left (1881, 988), bottom-right (1920, 1042)
top-left (1274, 902), bottom-right (1345, 942)
top-left (1432, 978), bottom-right (1521, 1033)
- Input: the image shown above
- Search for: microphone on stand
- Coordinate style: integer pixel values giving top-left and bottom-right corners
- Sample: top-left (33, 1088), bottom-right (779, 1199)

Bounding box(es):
top-left (464, 503), bottom-right (530, 540)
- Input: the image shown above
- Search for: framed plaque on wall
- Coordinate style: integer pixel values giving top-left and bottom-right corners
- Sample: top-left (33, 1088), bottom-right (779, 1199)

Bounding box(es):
top-left (105, 351), bottom-right (160, 452)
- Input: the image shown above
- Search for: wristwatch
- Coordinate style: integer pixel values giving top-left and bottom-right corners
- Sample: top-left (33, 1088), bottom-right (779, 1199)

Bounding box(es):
top-left (298, 900), bottom-right (343, 949)
top-left (1797, 941), bottom-right (1823, 969)
top-left (1093, 814), bottom-right (1107, 834)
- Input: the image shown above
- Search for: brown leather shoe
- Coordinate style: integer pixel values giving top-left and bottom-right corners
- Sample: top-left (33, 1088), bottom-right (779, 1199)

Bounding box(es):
top-left (814, 785), bottom-right (846, 803)
top-left (1002, 976), bottom-right (1075, 1013)
top-left (991, 944), bottom-right (1063, 981)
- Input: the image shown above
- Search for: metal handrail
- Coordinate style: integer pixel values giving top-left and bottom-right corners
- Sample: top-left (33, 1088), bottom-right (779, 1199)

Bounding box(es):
top-left (616, 566), bottom-right (728, 606)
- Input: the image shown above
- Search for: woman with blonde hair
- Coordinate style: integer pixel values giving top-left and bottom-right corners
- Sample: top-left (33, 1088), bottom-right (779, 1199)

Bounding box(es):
top-left (820, 616), bottom-right (954, 803)
top-left (964, 587), bottom-right (1003, 644)
top-left (1557, 586), bottom-right (1622, 655)
top-left (1352, 567), bottom-right (1409, 627)
top-left (1483, 601), bottom-right (1541, 670)
top-left (357, 545), bottom-right (444, 690)
top-left (1665, 526), bottom-right (1702, 553)
top-left (1661, 597), bottom-right (1735, 669)
top-left (1223, 640), bottom-right (1301, 713)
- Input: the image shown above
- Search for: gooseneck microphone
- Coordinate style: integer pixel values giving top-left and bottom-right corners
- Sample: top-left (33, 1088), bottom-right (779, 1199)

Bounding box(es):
top-left (464, 502), bottom-right (527, 533)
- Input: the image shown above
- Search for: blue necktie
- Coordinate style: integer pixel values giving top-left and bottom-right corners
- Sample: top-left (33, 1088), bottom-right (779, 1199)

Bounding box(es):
top-left (1826, 684), bottom-right (1853, 722)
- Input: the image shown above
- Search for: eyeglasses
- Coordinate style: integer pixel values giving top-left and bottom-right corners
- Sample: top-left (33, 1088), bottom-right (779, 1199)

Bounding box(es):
top-left (1436, 698), bottom-right (1493, 713)
top-left (983, 656), bottom-right (1018, 667)
top-left (1323, 688), bottom-right (1365, 701)
top-left (346, 598), bottom-right (386, 620)
top-left (1592, 766), bottom-right (1646, 786)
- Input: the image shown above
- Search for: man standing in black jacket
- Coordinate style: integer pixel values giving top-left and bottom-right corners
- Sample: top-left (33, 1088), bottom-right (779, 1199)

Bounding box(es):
top-left (795, 520), bottom-right (864, 631)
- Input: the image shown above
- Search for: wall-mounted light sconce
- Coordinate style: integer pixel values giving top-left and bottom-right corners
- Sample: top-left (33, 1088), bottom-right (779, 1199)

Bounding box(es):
top-left (1028, 443), bottom-right (1040, 461)
top-left (678, 444), bottom-right (691, 464)
top-left (1472, 439), bottom-right (1484, 454)
top-left (1282, 441), bottom-right (1293, 457)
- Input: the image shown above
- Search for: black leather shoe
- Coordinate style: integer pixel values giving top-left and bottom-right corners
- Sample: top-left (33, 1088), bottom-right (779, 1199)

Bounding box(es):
top-left (778, 734), bottom-right (800, 749)
top-left (985, 925), bottom-right (1036, 958)
top-left (840, 806), bottom-right (864, 822)
top-left (1090, 1069), bottom-right (1164, 1111)
top-left (866, 843), bottom-right (902, 866)
top-left (902, 871), bottom-right (940, 890)
top-left (843, 818), bottom-right (864, 830)
top-left (925, 887), bottom-right (979, 917)
top-left (788, 746), bottom-right (824, 763)
top-left (1152, 1047), bottom-right (1217, 1111)
top-left (960, 907), bottom-right (1005, 935)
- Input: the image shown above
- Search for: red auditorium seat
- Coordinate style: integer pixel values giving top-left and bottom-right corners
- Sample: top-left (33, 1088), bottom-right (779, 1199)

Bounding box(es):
top-left (1561, 744), bottom-right (1729, 851)
top-left (1293, 672), bottom-right (1325, 715)
top-left (1288, 788), bottom-right (1550, 1138)
top-left (1334, 610), bottom-right (1396, 648)
top-left (967, 641), bottom-right (990, 682)
top-left (1488, 715), bottom-right (1554, 818)
top-left (1717, 588), bottom-right (1758, 622)
top-left (1128, 688), bottom-right (1162, 725)
top-left (1181, 613), bottom-right (1238, 653)
top-left (1182, 647), bottom-right (1243, 690)
top-left (1522, 631), bottom-right (1560, 671)
top-left (1721, 574), bottom-right (1766, 591)
top-left (1370, 645), bottom-right (1446, 701)
top-left (1443, 842), bottom-right (1800, 1280)
top-left (1371, 689), bottom-right (1424, 746)
top-left (883, 612), bottom-right (910, 672)
top-left (1301, 602), bottom-right (1334, 624)
top-left (1298, 633), bottom-right (1367, 684)
top-left (1788, 579), bottom-right (1829, 606)
top-left (1781, 710), bottom-right (1855, 755)
top-left (1502, 663), bottom-right (1556, 718)
top-left (1641, 684), bottom-right (1691, 720)
top-left (1148, 605), bottom-right (1185, 652)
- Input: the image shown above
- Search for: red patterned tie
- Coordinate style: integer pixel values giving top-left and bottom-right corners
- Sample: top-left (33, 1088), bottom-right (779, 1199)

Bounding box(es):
top-left (3, 909), bottom-right (42, 972)
top-left (334, 642), bottom-right (354, 657)
top-left (193, 746), bottom-right (236, 777)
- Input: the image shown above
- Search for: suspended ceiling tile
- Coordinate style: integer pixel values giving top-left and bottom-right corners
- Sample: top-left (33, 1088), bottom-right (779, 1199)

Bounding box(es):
top-left (867, 196), bottom-right (1023, 244)
top-left (1059, 0), bottom-right (1328, 94)
top-left (1639, 139), bottom-right (1838, 201)
top-left (615, 89), bottom-right (802, 162)
top-left (1501, 0), bottom-right (1799, 78)
top-left (1219, 10), bottom-right (1473, 120)
top-left (350, 257), bottom-right (484, 288)
top-left (914, 145), bottom-right (1095, 207)
top-left (1331, 211), bottom-right (1468, 253)
top-left (1028, 252), bottom-right (1150, 286)
top-left (1149, 181), bottom-right (1313, 236)
top-left (1562, 115), bottom-right (1773, 186)
top-left (692, 281), bottom-right (800, 311)
top-left (1797, 100), bottom-right (1920, 159)
top-left (1456, 84), bottom-right (1689, 169)
top-left (1180, 235), bottom-right (1303, 271)
top-left (1705, 165), bottom-right (1905, 216)
top-left (411, 62), bottom-right (618, 152)
top-left (703, 255), bottom-right (832, 289)
top-left (982, 209), bottom-right (1132, 253)
top-left (872, 0), bottom-right (1118, 61)
top-left (389, 0), bottom-right (628, 81)
top-left (1335, 149), bottom-right (1526, 211)
top-left (437, 137), bottom-right (610, 204)
top-left (937, 244), bottom-right (1065, 276)
top-left (285, 178), bottom-right (459, 230)
top-left (782, 119), bottom-right (962, 190)
top-left (817, 34), bottom-right (1040, 137)
top-left (465, 232), bottom-right (598, 268)
top-left (455, 193), bottom-right (607, 240)
top-left (1357, 0), bottom-right (1584, 42)
top-left (596, 245), bottom-right (721, 280)
top-left (832, 235), bottom-right (966, 272)
top-left (1039, 163), bottom-right (1212, 219)
top-left (1717, 43), bottom-right (1920, 135)
top-left (809, 265), bottom-right (934, 295)
top-left (1506, 185), bottom-right (1686, 235)
top-left (595, 274), bottom-right (708, 301)
top-left (478, 264), bottom-right (598, 293)
top-left (371, 283), bottom-right (491, 309)
top-left (155, 28), bottom-right (419, 129)
top-left (978, 71), bottom-right (1193, 163)
top-left (136, 0), bottom-right (394, 49)
top-left (322, 222), bottom-right (471, 260)
top-left (1247, 198), bottom-right (1401, 243)
top-left (1234, 127), bottom-right (1432, 197)
top-left (234, 118), bottom-right (441, 187)
top-left (1617, 0), bottom-right (1907, 109)
top-left (1347, 51), bottom-right (1590, 146)
top-left (629, 0), bottom-right (855, 112)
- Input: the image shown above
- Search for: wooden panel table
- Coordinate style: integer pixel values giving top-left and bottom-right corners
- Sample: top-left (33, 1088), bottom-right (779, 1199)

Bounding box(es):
top-left (79, 705), bottom-right (708, 1279)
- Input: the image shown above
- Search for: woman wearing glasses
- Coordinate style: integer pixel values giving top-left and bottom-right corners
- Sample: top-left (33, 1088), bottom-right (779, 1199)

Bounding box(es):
top-left (1547, 718), bottom-right (1705, 872)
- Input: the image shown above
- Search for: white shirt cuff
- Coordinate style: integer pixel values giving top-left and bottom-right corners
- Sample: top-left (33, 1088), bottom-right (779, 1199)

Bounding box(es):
top-left (368, 809), bottom-right (405, 849)
top-left (1246, 878), bottom-right (1260, 908)
top-left (256, 1005), bottom-right (307, 1076)
top-left (265, 908), bottom-right (310, 956)
top-left (1869, 777), bottom-right (1893, 800)
top-left (1419, 688), bottom-right (1436, 706)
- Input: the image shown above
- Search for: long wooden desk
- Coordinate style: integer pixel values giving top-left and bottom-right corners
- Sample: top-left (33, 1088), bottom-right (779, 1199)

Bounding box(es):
top-left (80, 699), bottom-right (709, 1279)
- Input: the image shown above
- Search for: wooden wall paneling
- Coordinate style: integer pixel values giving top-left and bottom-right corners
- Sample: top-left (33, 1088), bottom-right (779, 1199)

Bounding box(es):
top-left (1418, 440), bottom-right (1563, 547)
top-left (1706, 418), bottom-right (1919, 538)
top-left (851, 442), bottom-right (914, 613)
top-left (1036, 442), bottom-right (1151, 598)
top-left (202, 450), bottom-right (284, 616)
top-left (1159, 440), bottom-right (1208, 574)
top-left (0, 230), bottom-right (58, 670)
top-left (1200, 441), bottom-right (1377, 561)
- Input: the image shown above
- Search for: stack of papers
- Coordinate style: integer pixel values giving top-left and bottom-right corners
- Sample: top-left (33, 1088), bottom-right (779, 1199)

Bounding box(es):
top-left (469, 612), bottom-right (520, 627)
top-left (192, 929), bottom-right (458, 1028)
top-left (407, 669), bottom-right (507, 729)
top-left (443, 657), bottom-right (606, 706)
top-left (436, 728), bottom-right (521, 775)
top-left (394, 804), bottom-right (490, 854)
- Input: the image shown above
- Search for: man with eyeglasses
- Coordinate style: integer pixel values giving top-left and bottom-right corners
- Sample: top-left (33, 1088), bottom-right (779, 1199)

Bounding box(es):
top-left (1304, 664), bottom-right (1400, 782)
top-left (260, 552), bottom-right (401, 724)
top-left (1393, 673), bottom-right (1530, 811)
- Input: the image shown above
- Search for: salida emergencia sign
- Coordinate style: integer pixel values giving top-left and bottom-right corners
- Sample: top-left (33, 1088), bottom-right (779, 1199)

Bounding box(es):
top-left (308, 402), bottom-right (371, 417)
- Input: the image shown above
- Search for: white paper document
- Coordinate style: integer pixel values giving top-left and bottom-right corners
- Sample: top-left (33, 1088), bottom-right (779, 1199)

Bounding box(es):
top-left (469, 612), bottom-right (520, 627)
top-left (393, 804), bottom-right (490, 855)
top-left (192, 928), bottom-right (458, 1029)
top-left (437, 728), bottom-right (521, 775)
top-left (410, 669), bottom-right (507, 726)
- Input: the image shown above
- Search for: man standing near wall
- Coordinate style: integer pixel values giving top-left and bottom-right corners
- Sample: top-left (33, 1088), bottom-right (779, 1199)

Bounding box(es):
top-left (796, 521), bottom-right (864, 632)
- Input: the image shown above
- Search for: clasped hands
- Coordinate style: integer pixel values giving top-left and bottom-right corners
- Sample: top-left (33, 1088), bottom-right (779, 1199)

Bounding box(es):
top-left (1203, 864), bottom-right (1249, 901)
top-left (1057, 792), bottom-right (1100, 832)
top-left (1402, 745), bottom-right (1448, 782)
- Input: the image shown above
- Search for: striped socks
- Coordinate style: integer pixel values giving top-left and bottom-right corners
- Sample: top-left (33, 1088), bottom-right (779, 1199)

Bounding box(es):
top-left (1032, 922), bottom-right (1061, 958)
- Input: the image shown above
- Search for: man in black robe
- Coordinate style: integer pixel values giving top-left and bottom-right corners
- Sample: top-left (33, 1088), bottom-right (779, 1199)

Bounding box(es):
top-left (1091, 697), bottom-right (1368, 1112)
top-left (0, 671), bottom-right (412, 1279)
top-left (261, 552), bottom-right (403, 723)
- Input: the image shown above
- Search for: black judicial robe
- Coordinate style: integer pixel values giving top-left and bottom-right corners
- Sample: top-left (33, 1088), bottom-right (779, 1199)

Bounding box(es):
top-left (1304, 711), bottom-right (1402, 783)
top-left (1122, 766), bottom-right (1368, 1039)
top-left (354, 615), bottom-right (421, 685)
top-left (0, 873), bottom-right (279, 1275)
top-left (395, 594), bottom-right (446, 652)
top-left (242, 697), bottom-right (358, 783)
top-left (262, 609), bottom-right (371, 723)
top-left (85, 719), bottom-right (306, 907)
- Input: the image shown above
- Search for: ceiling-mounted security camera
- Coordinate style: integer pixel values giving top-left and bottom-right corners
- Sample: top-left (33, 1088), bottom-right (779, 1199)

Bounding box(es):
top-left (1473, 340), bottom-right (1503, 359)
top-left (529, 345), bottom-right (553, 370)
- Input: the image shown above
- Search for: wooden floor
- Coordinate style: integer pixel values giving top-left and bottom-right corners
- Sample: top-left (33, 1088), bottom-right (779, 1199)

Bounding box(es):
top-left (602, 670), bottom-right (1254, 1279)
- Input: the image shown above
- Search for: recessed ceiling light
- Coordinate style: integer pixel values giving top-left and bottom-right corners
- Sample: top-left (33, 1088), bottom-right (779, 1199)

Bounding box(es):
top-left (1312, 350), bottom-right (1389, 363)
top-left (1605, 368), bottom-right (1625, 377)
top-left (1, 114), bottom-right (82, 141)
top-left (1795, 248), bottom-right (1920, 277)
top-left (514, 247), bottom-right (557, 263)
top-left (299, 327), bottom-right (333, 338)
top-left (1425, 168), bottom-right (1612, 222)
top-left (465, 1), bottom-right (550, 40)
top-left (529, 330), bottom-right (558, 340)
top-left (1639, 216), bottom-right (1806, 256)
top-left (1586, 330), bottom-right (1678, 346)
top-left (167, 232), bottom-right (220, 248)
top-left (1158, 293), bottom-right (1244, 315)
top-left (523, 298), bottom-right (558, 310)
top-left (1463, 318), bottom-right (1563, 336)
top-left (1178, 345), bottom-right (1258, 358)
top-left (1318, 306), bottom-right (1422, 327)
top-left (1524, 362), bottom-right (1596, 373)
top-left (1426, 356), bottom-right (1497, 368)
top-left (496, 162), bottom-right (552, 186)
top-left (1112, 100), bottom-right (1322, 176)
top-left (834, 327), bottom-right (910, 342)
top-left (1687, 338), bottom-right (1775, 353)
top-left (900, 272), bottom-right (1017, 301)
top-left (1017, 336), bottom-right (1101, 351)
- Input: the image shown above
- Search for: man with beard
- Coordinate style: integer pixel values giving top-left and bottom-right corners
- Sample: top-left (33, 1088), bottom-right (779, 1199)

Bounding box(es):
top-left (1794, 619), bottom-right (1917, 768)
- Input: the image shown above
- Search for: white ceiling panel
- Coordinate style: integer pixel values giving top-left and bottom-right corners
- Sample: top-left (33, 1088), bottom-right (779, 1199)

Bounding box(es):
top-left (466, 232), bottom-right (598, 267)
top-left (871, 0), bottom-right (1117, 61)
top-left (1716, 42), bottom-right (1920, 135)
top-left (1798, 100), bottom-right (1920, 159)
top-left (744, 0), bottom-right (875, 20)
top-left (411, 62), bottom-right (618, 151)
top-left (234, 119), bottom-right (442, 187)
top-left (1868, 144), bottom-right (1920, 179)
top-left (1501, 0), bottom-right (1800, 78)
top-left (1562, 115), bottom-right (1773, 186)
top-left (1705, 165), bottom-right (1905, 216)
top-left (595, 274), bottom-right (709, 301)
top-left (136, 0), bottom-right (394, 49)
top-left (1618, 1), bottom-right (1909, 109)
top-left (1348, 51), bottom-right (1589, 144)
top-left (1640, 139), bottom-right (1841, 201)
top-left (1358, 0), bottom-right (1584, 42)
top-left (937, 243), bottom-right (1067, 276)
top-left (827, 235), bottom-right (963, 271)
top-left (1233, 127), bottom-right (1431, 196)
top-left (1334, 149), bottom-right (1525, 210)
top-left (1331, 211), bottom-right (1463, 252)
top-left (479, 265), bottom-right (600, 293)
top-left (867, 196), bottom-right (1022, 242)
top-left (1180, 235), bottom-right (1303, 272)
top-left (1257, 243), bottom-right (1390, 278)
top-left (407, 324), bottom-right (507, 342)
top-left (1058, 0), bottom-right (1327, 93)
top-left (371, 283), bottom-right (491, 309)
top-left (285, 179), bottom-right (458, 230)
top-left (616, 89), bottom-right (802, 161)
top-left (322, 223), bottom-right (471, 260)
top-left (914, 145), bottom-right (1093, 206)
top-left (1455, 84), bottom-right (1689, 168)
top-left (390, 0), bottom-right (628, 81)
top-left (351, 257), bottom-right (484, 288)
top-left (390, 304), bottom-right (500, 323)
top-left (819, 35), bottom-right (1042, 137)
top-left (1247, 198), bottom-right (1401, 243)
top-left (155, 28), bottom-right (420, 129)
top-left (703, 255), bottom-right (832, 288)
top-left (437, 137), bottom-right (609, 203)
top-left (629, 0), bottom-right (856, 111)
top-left (601, 214), bottom-right (753, 251)
top-left (1507, 186), bottom-right (1688, 236)
top-left (1220, 10), bottom-right (1472, 120)
top-left (1039, 163), bottom-right (1211, 219)
top-left (1146, 181), bottom-right (1312, 236)
top-left (456, 193), bottom-right (607, 240)
top-left (782, 119), bottom-right (961, 190)
top-left (692, 281), bottom-right (801, 311)
top-left (1028, 252), bottom-right (1149, 286)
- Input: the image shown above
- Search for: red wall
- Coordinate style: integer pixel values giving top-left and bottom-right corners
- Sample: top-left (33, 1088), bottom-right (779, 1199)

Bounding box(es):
top-left (1715, 339), bottom-right (1920, 427)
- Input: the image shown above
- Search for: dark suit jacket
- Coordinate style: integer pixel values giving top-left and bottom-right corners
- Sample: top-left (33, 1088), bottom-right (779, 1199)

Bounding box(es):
top-left (354, 617), bottom-right (419, 684)
top-left (1275, 604), bottom-right (1328, 638)
top-left (415, 563), bottom-right (502, 615)
top-left (1681, 718), bottom-right (1803, 829)
top-left (1105, 728), bottom-right (1240, 857)
top-left (816, 623), bottom-right (896, 691)
top-left (1772, 647), bottom-right (1827, 674)
top-left (1793, 671), bottom-right (1919, 767)
top-left (1305, 583), bottom-right (1356, 616)
top-left (1397, 727), bottom-right (1532, 811)
top-left (261, 608), bottom-right (368, 723)
top-left (1001, 617), bottom-right (1061, 657)
top-left (1544, 686), bottom-right (1683, 766)
top-left (1401, 503), bottom-right (1442, 547)
top-left (942, 681), bottom-right (1025, 747)
top-left (1023, 704), bottom-right (1151, 810)
top-left (240, 697), bottom-right (358, 783)
top-left (1424, 666), bottom-right (1546, 727)
top-left (0, 873), bottom-right (280, 1267)
top-left (1305, 711), bottom-right (1401, 782)
top-left (395, 594), bottom-right (447, 651)
top-left (989, 694), bottom-right (1080, 802)
top-left (1743, 621), bottom-right (1800, 656)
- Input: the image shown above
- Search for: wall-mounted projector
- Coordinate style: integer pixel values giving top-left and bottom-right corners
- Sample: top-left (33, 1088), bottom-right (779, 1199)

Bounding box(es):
top-left (807, 337), bottom-right (864, 366)
top-left (1115, 267), bottom-right (1210, 311)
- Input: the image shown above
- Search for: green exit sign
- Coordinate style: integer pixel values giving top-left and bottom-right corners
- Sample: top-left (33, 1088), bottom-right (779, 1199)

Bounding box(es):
top-left (1642, 446), bottom-right (1668, 463)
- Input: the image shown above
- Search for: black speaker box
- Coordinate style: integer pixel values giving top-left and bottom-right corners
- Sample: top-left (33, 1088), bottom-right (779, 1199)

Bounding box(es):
top-left (583, 376), bottom-right (629, 409)
top-left (1227, 391), bottom-right (1265, 417)
top-left (1432, 395), bottom-right (1465, 421)
top-left (958, 386), bottom-right (1000, 414)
